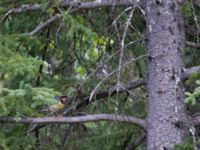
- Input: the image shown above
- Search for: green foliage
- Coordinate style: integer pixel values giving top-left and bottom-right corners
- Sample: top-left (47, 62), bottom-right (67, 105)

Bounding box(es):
top-left (1, 55), bottom-right (41, 78)
top-left (182, 2), bottom-right (192, 17)
top-left (64, 123), bottom-right (143, 150)
top-left (185, 80), bottom-right (200, 105)
top-left (0, 33), bottom-right (42, 85)
top-left (61, 13), bottom-right (109, 77)
top-left (75, 64), bottom-right (86, 79)
top-left (0, 133), bottom-right (8, 150)
top-left (1, 0), bottom-right (198, 149)
top-left (0, 84), bottom-right (61, 117)
top-left (173, 137), bottom-right (193, 150)
top-left (0, 124), bottom-right (35, 150)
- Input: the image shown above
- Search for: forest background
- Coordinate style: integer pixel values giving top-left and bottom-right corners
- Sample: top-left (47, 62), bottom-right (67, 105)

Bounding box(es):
top-left (0, 0), bottom-right (200, 149)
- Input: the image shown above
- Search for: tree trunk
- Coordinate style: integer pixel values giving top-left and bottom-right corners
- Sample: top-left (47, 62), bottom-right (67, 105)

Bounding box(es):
top-left (145, 0), bottom-right (188, 149)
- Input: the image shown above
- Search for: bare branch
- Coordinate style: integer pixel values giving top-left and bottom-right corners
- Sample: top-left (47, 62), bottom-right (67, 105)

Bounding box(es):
top-left (124, 132), bottom-right (146, 150)
top-left (61, 0), bottom-right (143, 9)
top-left (29, 14), bottom-right (61, 36)
top-left (192, 0), bottom-right (200, 8)
top-left (117, 7), bottom-right (135, 88)
top-left (186, 41), bottom-right (200, 48)
top-left (89, 55), bottom-right (147, 101)
top-left (61, 78), bottom-right (146, 116)
top-left (3, 0), bottom-right (143, 17)
top-left (192, 116), bottom-right (200, 126)
top-left (2, 4), bottom-right (41, 21)
top-left (2, 0), bottom-right (143, 35)
top-left (176, 0), bottom-right (187, 5)
top-left (63, 66), bottom-right (200, 115)
top-left (190, 0), bottom-right (200, 40)
top-left (88, 78), bottom-right (146, 102)
top-left (0, 114), bottom-right (146, 128)
top-left (87, 65), bottom-right (200, 102)
top-left (181, 66), bottom-right (200, 80)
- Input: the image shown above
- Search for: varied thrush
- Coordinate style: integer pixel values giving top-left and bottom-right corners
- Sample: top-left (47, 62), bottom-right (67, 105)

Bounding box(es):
top-left (48, 95), bottom-right (68, 114)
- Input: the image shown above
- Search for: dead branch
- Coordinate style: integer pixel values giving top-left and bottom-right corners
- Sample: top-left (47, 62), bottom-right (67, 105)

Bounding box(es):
top-left (0, 114), bottom-right (146, 128)
top-left (63, 65), bottom-right (200, 115)
top-left (30, 14), bottom-right (61, 36)
top-left (181, 66), bottom-right (200, 80)
top-left (3, 0), bottom-right (143, 17)
top-left (186, 41), bottom-right (200, 48)
top-left (124, 132), bottom-right (146, 150)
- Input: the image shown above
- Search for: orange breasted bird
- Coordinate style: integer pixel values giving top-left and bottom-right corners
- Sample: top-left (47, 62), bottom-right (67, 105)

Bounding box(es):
top-left (49, 95), bottom-right (68, 113)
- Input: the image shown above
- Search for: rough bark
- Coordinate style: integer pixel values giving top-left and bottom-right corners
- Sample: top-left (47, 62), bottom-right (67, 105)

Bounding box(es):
top-left (0, 114), bottom-right (146, 128)
top-left (145, 0), bottom-right (188, 149)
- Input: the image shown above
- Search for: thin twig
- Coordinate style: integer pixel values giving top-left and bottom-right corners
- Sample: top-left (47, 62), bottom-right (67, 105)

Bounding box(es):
top-left (89, 54), bottom-right (147, 101)
top-left (190, 0), bottom-right (200, 42)
top-left (117, 7), bottom-right (135, 89)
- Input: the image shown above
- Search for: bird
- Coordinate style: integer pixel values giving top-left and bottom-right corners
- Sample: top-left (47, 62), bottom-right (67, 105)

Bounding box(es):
top-left (40, 95), bottom-right (68, 115)
top-left (49, 95), bottom-right (67, 113)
